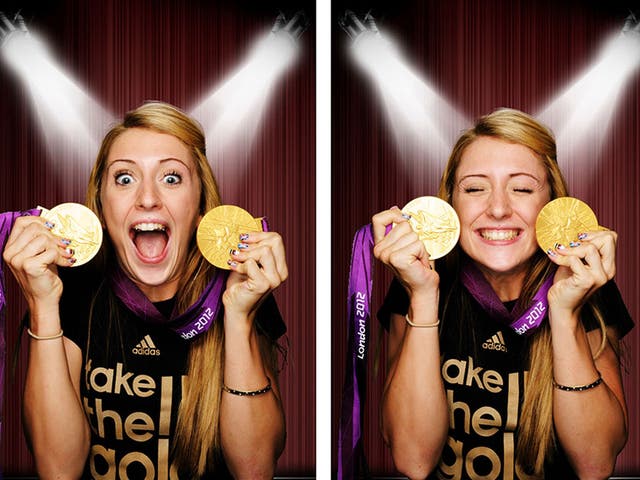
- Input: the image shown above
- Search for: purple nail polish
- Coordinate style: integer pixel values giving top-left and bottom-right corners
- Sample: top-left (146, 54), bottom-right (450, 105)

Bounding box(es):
top-left (69, 258), bottom-right (77, 265)
top-left (546, 249), bottom-right (557, 257)
top-left (227, 259), bottom-right (238, 267)
top-left (569, 241), bottom-right (580, 248)
top-left (44, 221), bottom-right (55, 229)
top-left (60, 238), bottom-right (72, 246)
top-left (230, 249), bottom-right (239, 256)
top-left (65, 247), bottom-right (75, 255)
top-left (401, 213), bottom-right (411, 220)
top-left (238, 242), bottom-right (249, 250)
top-left (239, 233), bottom-right (249, 241)
top-left (578, 233), bottom-right (588, 240)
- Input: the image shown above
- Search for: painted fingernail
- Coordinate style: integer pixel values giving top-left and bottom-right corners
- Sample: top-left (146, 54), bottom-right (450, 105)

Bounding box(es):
top-left (578, 233), bottom-right (588, 240)
top-left (238, 242), bottom-right (249, 250)
top-left (60, 238), bottom-right (72, 246)
top-left (230, 249), bottom-right (240, 256)
top-left (69, 258), bottom-right (77, 265)
top-left (44, 221), bottom-right (55, 229)
top-left (401, 213), bottom-right (411, 220)
top-left (239, 233), bottom-right (249, 241)
top-left (227, 259), bottom-right (238, 267)
top-left (65, 247), bottom-right (75, 255)
top-left (546, 249), bottom-right (557, 257)
top-left (554, 243), bottom-right (565, 250)
top-left (569, 241), bottom-right (581, 248)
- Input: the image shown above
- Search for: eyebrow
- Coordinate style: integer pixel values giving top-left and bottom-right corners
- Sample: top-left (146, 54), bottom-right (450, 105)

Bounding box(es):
top-left (107, 158), bottom-right (192, 170)
top-left (457, 172), bottom-right (542, 183)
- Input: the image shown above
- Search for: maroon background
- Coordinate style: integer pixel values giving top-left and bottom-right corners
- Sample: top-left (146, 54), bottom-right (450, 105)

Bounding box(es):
top-left (0, 0), bottom-right (315, 476)
top-left (332, 0), bottom-right (640, 476)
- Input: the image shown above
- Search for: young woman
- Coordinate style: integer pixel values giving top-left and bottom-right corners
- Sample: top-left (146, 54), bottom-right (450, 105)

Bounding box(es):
top-left (3, 102), bottom-right (287, 478)
top-left (373, 109), bottom-right (632, 479)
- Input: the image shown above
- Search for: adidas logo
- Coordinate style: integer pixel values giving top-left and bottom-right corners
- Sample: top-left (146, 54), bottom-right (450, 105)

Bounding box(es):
top-left (132, 335), bottom-right (161, 356)
top-left (482, 331), bottom-right (507, 352)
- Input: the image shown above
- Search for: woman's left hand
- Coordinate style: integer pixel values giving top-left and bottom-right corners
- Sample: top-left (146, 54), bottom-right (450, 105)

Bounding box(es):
top-left (222, 231), bottom-right (288, 320)
top-left (546, 229), bottom-right (617, 315)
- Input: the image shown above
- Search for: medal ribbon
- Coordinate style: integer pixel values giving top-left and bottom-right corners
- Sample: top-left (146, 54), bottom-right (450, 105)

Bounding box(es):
top-left (460, 259), bottom-right (555, 335)
top-left (338, 224), bottom-right (375, 479)
top-left (0, 209), bottom-right (41, 447)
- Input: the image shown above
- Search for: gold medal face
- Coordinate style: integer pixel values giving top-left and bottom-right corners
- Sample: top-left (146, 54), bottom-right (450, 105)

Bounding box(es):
top-left (535, 197), bottom-right (599, 253)
top-left (401, 196), bottom-right (460, 260)
top-left (39, 203), bottom-right (103, 267)
top-left (197, 205), bottom-right (263, 269)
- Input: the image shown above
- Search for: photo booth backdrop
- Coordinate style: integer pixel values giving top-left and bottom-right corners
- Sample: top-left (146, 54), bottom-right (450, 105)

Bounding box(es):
top-left (0, 0), bottom-right (315, 475)
top-left (332, 0), bottom-right (640, 475)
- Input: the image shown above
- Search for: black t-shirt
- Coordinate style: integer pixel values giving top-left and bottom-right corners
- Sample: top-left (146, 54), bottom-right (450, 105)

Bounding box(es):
top-left (59, 264), bottom-right (285, 479)
top-left (378, 274), bottom-right (633, 480)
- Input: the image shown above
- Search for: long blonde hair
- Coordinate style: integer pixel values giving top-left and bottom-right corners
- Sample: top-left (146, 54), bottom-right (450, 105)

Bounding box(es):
top-left (438, 108), bottom-right (608, 475)
top-left (86, 101), bottom-right (273, 475)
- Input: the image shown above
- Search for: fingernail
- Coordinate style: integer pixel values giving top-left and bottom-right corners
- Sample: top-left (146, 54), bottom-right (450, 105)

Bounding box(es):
top-left (227, 259), bottom-right (238, 267)
top-left (230, 249), bottom-right (239, 256)
top-left (69, 258), bottom-right (77, 265)
top-left (569, 241), bottom-right (581, 248)
top-left (44, 221), bottom-right (55, 229)
top-left (65, 247), bottom-right (75, 255)
top-left (554, 243), bottom-right (565, 250)
top-left (546, 249), bottom-right (557, 257)
top-left (578, 233), bottom-right (588, 240)
top-left (238, 242), bottom-right (249, 250)
top-left (60, 238), bottom-right (72, 246)
top-left (239, 233), bottom-right (249, 241)
top-left (390, 205), bottom-right (400, 210)
top-left (401, 213), bottom-right (411, 220)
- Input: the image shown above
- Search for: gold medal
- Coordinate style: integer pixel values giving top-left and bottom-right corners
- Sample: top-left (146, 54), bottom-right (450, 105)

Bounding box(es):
top-left (39, 203), bottom-right (103, 267)
top-left (401, 196), bottom-right (460, 260)
top-left (535, 197), bottom-right (599, 253)
top-left (197, 205), bottom-right (263, 269)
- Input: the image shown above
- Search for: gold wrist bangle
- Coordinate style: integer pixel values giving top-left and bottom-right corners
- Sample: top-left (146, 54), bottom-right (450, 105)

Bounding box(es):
top-left (405, 314), bottom-right (440, 328)
top-left (27, 328), bottom-right (64, 340)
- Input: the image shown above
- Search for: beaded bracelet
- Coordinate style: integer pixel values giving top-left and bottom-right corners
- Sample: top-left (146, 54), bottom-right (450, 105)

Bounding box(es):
top-left (553, 372), bottom-right (603, 392)
top-left (405, 314), bottom-right (440, 328)
top-left (222, 377), bottom-right (272, 397)
top-left (27, 328), bottom-right (64, 340)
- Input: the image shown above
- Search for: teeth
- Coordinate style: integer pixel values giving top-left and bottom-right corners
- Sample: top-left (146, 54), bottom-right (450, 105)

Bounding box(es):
top-left (481, 230), bottom-right (519, 241)
top-left (133, 223), bottom-right (166, 232)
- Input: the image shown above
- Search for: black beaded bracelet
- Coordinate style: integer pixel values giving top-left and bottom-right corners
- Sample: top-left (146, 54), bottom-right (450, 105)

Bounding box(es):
top-left (553, 372), bottom-right (603, 392)
top-left (222, 377), bottom-right (272, 396)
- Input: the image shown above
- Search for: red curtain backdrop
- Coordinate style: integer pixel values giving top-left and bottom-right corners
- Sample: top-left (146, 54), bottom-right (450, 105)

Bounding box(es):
top-left (0, 0), bottom-right (315, 475)
top-left (332, 0), bottom-right (640, 476)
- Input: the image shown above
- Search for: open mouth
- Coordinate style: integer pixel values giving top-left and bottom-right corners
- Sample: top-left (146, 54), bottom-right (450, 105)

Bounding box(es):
top-left (130, 222), bottom-right (170, 260)
top-left (478, 229), bottom-right (521, 241)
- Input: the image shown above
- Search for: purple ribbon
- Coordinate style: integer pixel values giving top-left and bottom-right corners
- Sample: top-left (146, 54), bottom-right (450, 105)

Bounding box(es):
top-left (109, 266), bottom-right (229, 340)
top-left (460, 259), bottom-right (555, 335)
top-left (0, 209), bottom-right (41, 459)
top-left (338, 224), bottom-right (374, 479)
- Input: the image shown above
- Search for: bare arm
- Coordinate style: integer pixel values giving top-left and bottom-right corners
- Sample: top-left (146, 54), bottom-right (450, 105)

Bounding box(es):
top-left (547, 230), bottom-right (628, 478)
top-left (373, 208), bottom-right (448, 479)
top-left (4, 216), bottom-right (89, 478)
top-left (219, 231), bottom-right (287, 477)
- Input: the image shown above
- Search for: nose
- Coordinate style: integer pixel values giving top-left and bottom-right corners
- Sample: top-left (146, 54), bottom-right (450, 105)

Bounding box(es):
top-left (486, 189), bottom-right (512, 219)
top-left (136, 179), bottom-right (162, 210)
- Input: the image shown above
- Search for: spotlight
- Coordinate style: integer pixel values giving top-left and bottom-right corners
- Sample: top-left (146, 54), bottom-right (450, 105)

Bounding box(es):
top-left (536, 14), bottom-right (640, 178)
top-left (189, 11), bottom-right (308, 176)
top-left (0, 11), bottom-right (113, 184)
top-left (339, 10), bottom-right (468, 168)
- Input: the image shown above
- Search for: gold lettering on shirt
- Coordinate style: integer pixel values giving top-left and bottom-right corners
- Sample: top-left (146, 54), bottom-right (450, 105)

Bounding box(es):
top-left (124, 412), bottom-right (154, 442)
top-left (472, 406), bottom-right (501, 437)
top-left (506, 372), bottom-right (519, 431)
top-left (159, 376), bottom-right (173, 436)
top-left (465, 446), bottom-right (500, 480)
top-left (119, 451), bottom-right (154, 480)
top-left (503, 432), bottom-right (514, 480)
top-left (90, 444), bottom-right (116, 479)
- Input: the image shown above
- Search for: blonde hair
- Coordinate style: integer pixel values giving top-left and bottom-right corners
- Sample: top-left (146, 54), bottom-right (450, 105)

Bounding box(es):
top-left (86, 101), bottom-right (272, 475)
top-left (438, 108), bottom-right (608, 475)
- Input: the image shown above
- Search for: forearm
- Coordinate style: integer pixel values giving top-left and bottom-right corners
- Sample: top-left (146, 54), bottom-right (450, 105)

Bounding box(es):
top-left (382, 301), bottom-right (448, 479)
top-left (551, 313), bottom-right (627, 478)
top-left (220, 313), bottom-right (285, 478)
top-left (23, 313), bottom-right (89, 478)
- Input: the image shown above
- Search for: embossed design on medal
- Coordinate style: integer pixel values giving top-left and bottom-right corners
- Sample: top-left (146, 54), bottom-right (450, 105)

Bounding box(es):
top-left (39, 203), bottom-right (103, 267)
top-left (402, 196), bottom-right (461, 260)
top-left (535, 197), bottom-right (599, 254)
top-left (197, 205), bottom-right (263, 269)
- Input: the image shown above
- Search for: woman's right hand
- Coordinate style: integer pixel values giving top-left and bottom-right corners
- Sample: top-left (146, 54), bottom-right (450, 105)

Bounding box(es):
top-left (2, 216), bottom-right (75, 316)
top-left (372, 206), bottom-right (439, 301)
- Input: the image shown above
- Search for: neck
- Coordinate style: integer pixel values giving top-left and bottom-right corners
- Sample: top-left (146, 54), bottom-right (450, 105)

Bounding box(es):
top-left (476, 265), bottom-right (526, 302)
top-left (135, 278), bottom-right (179, 303)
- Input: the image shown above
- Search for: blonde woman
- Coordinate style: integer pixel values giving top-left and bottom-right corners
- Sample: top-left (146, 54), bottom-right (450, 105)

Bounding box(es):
top-left (374, 109), bottom-right (632, 479)
top-left (3, 102), bottom-right (287, 478)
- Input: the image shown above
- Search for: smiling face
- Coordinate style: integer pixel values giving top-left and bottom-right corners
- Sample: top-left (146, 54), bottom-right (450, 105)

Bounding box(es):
top-left (452, 136), bottom-right (551, 293)
top-left (100, 127), bottom-right (202, 301)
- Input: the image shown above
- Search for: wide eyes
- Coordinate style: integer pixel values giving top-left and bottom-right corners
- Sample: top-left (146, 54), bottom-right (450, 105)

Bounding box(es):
top-left (115, 172), bottom-right (134, 185)
top-left (113, 171), bottom-right (183, 186)
top-left (163, 173), bottom-right (182, 185)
